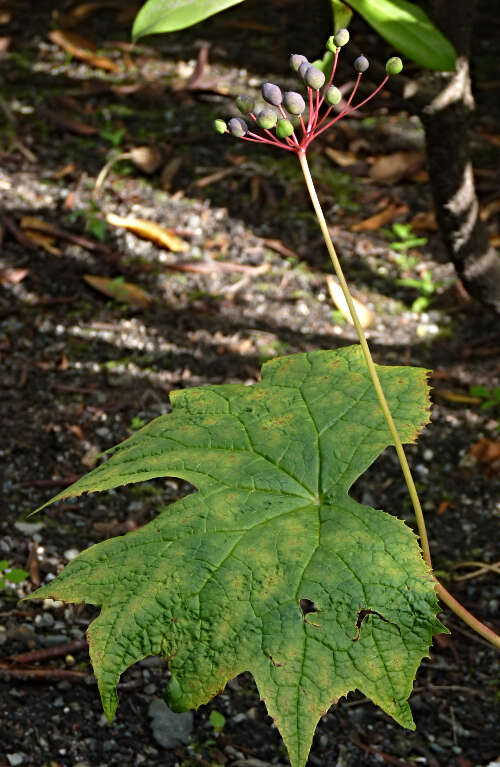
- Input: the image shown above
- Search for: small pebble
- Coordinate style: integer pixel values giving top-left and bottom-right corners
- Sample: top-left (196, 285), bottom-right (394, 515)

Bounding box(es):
top-left (144, 683), bottom-right (157, 694)
top-left (7, 755), bottom-right (25, 766)
top-left (423, 448), bottom-right (434, 461)
top-left (40, 634), bottom-right (71, 647)
top-left (64, 548), bottom-right (80, 561)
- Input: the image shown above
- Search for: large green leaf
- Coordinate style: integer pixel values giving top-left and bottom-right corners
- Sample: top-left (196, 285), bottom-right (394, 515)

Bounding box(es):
top-left (330, 0), bottom-right (353, 32)
top-left (30, 346), bottom-right (445, 767)
top-left (348, 0), bottom-right (456, 71)
top-left (132, 0), bottom-right (245, 40)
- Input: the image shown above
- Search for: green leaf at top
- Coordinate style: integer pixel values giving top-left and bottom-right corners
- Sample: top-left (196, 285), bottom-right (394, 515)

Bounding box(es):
top-left (29, 346), bottom-right (446, 767)
top-left (348, 0), bottom-right (456, 71)
top-left (132, 0), bottom-right (245, 40)
top-left (330, 0), bottom-right (353, 32)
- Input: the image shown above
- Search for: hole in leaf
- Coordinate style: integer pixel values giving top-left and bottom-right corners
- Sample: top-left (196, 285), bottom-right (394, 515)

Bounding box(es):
top-left (353, 608), bottom-right (401, 641)
top-left (299, 598), bottom-right (318, 617)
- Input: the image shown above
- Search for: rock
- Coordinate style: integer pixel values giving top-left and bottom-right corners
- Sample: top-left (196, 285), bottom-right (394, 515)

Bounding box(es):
top-left (14, 521), bottom-right (44, 535)
top-left (7, 755), bottom-right (25, 766)
top-left (148, 698), bottom-right (193, 748)
top-left (39, 634), bottom-right (71, 647)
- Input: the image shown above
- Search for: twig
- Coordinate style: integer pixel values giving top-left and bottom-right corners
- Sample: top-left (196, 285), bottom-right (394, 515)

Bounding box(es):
top-left (0, 214), bottom-right (38, 251)
top-left (166, 261), bottom-right (270, 276)
top-left (4, 639), bottom-right (88, 665)
top-left (0, 667), bottom-right (93, 683)
top-left (449, 560), bottom-right (500, 581)
top-left (18, 474), bottom-right (83, 489)
top-left (349, 739), bottom-right (414, 767)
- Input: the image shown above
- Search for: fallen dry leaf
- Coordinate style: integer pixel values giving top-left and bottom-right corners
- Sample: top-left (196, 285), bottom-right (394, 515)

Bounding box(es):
top-left (437, 499), bottom-right (453, 515)
top-left (48, 29), bottom-right (119, 72)
top-left (0, 36), bottom-right (11, 58)
top-left (352, 204), bottom-right (406, 232)
top-left (106, 212), bottom-right (189, 252)
top-left (22, 230), bottom-right (61, 256)
top-left (325, 147), bottom-right (358, 168)
top-left (0, 267), bottom-right (29, 285)
top-left (470, 438), bottom-right (500, 473)
top-left (435, 388), bottom-right (483, 405)
top-left (55, 1), bottom-right (122, 27)
top-left (83, 274), bottom-right (152, 308)
top-left (81, 444), bottom-right (100, 468)
top-left (52, 163), bottom-right (77, 179)
top-left (489, 234), bottom-right (500, 247)
top-left (409, 210), bottom-right (438, 231)
top-left (480, 198), bottom-right (500, 220)
top-left (21, 216), bottom-right (56, 234)
top-left (326, 274), bottom-right (375, 329)
top-left (369, 151), bottom-right (424, 183)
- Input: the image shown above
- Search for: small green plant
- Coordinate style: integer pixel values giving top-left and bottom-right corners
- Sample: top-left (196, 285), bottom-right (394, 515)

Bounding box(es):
top-left (28, 32), bottom-right (498, 767)
top-left (99, 126), bottom-right (126, 148)
top-left (68, 201), bottom-right (107, 242)
top-left (469, 385), bottom-right (500, 427)
top-left (130, 416), bottom-right (147, 431)
top-left (396, 269), bottom-right (439, 313)
top-left (208, 709), bottom-right (226, 734)
top-left (0, 560), bottom-right (29, 589)
top-left (389, 222), bottom-right (428, 254)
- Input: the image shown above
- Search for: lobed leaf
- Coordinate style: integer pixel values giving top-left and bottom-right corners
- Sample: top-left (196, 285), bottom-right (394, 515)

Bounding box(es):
top-left (30, 346), bottom-right (446, 767)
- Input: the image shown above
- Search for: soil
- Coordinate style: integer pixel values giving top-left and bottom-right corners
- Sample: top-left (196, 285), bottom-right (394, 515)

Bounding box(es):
top-left (0, 2), bottom-right (499, 767)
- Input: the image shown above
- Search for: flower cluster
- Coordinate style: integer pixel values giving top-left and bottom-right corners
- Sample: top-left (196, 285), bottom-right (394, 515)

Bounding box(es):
top-left (214, 29), bottom-right (403, 155)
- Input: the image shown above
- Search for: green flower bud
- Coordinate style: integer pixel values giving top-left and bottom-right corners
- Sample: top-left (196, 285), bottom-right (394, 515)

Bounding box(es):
top-left (228, 117), bottom-right (248, 137)
top-left (213, 119), bottom-right (227, 134)
top-left (334, 28), bottom-right (349, 47)
top-left (324, 86), bottom-right (342, 106)
top-left (326, 35), bottom-right (337, 54)
top-left (276, 118), bottom-right (295, 139)
top-left (262, 82), bottom-right (283, 106)
top-left (235, 94), bottom-right (255, 114)
top-left (386, 56), bottom-right (403, 75)
top-left (290, 53), bottom-right (308, 72)
top-left (298, 61), bottom-right (310, 81)
top-left (256, 108), bottom-right (277, 130)
top-left (283, 91), bottom-right (306, 115)
top-left (305, 65), bottom-right (325, 90)
top-left (353, 55), bottom-right (369, 73)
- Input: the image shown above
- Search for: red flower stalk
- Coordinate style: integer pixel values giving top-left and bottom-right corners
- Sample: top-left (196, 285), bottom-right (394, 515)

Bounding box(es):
top-left (214, 32), bottom-right (403, 156)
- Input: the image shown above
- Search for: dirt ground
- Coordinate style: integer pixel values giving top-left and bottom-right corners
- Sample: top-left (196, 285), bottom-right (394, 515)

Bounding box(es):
top-left (0, 2), bottom-right (499, 766)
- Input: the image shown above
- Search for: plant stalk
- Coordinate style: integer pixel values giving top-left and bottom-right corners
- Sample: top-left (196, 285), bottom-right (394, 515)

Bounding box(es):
top-left (298, 149), bottom-right (500, 650)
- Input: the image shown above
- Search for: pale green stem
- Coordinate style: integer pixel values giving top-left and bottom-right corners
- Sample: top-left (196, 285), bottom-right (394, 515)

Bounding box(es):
top-left (298, 150), bottom-right (500, 651)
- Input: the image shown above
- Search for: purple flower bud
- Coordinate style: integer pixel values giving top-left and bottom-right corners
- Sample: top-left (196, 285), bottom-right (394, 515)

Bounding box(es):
top-left (290, 53), bottom-right (308, 73)
top-left (256, 108), bottom-right (277, 130)
top-left (283, 91), bottom-right (306, 115)
top-left (298, 61), bottom-right (310, 81)
top-left (304, 65), bottom-right (325, 90)
top-left (353, 55), bottom-right (369, 73)
top-left (228, 117), bottom-right (248, 137)
top-left (235, 94), bottom-right (255, 114)
top-left (334, 28), bottom-right (349, 47)
top-left (261, 82), bottom-right (283, 106)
